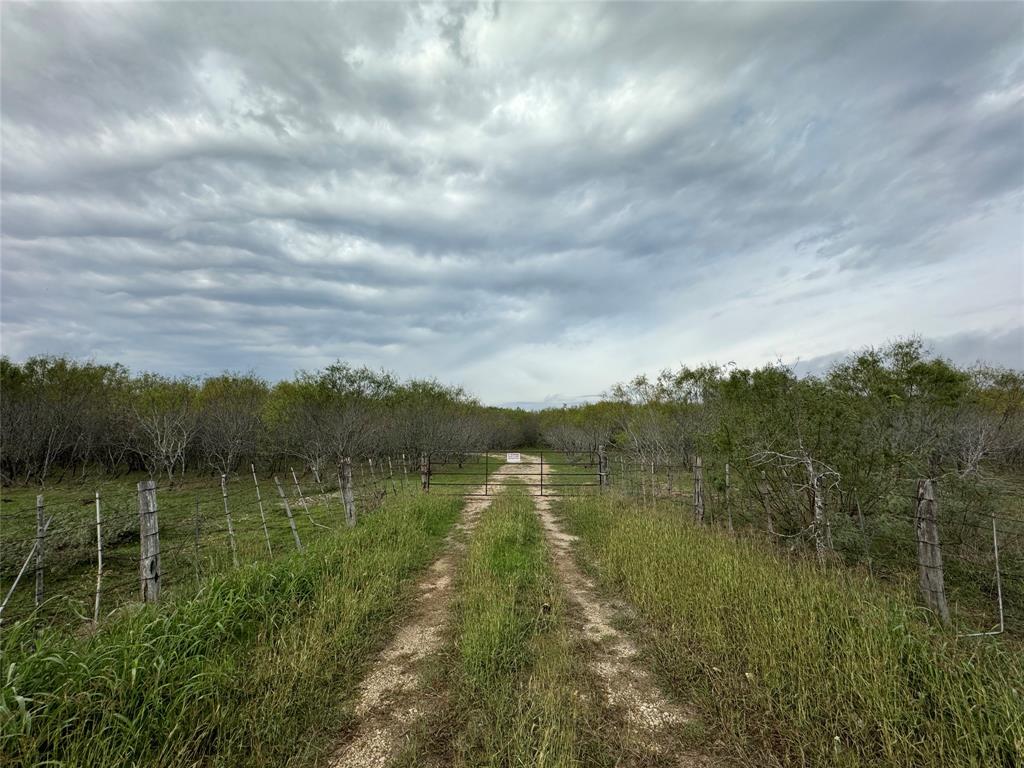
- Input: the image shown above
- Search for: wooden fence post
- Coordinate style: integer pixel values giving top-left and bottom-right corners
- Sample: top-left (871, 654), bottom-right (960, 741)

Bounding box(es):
top-left (693, 456), bottom-right (705, 523)
top-left (420, 453), bottom-right (430, 492)
top-left (597, 445), bottom-right (608, 488)
top-left (138, 480), bottom-right (160, 602)
top-left (916, 479), bottom-right (950, 625)
top-left (341, 458), bottom-right (357, 527)
top-left (251, 464), bottom-right (273, 556)
top-left (274, 476), bottom-right (303, 550)
top-left (34, 495), bottom-right (45, 607)
top-left (0, 517), bottom-right (51, 625)
top-left (94, 491), bottom-right (103, 624)
top-left (221, 474), bottom-right (239, 567)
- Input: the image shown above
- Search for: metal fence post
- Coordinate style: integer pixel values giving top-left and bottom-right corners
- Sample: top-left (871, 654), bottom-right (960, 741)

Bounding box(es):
top-left (34, 495), bottom-right (45, 607)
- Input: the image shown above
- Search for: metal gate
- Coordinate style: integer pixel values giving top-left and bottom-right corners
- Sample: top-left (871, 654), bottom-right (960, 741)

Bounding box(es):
top-left (426, 450), bottom-right (605, 497)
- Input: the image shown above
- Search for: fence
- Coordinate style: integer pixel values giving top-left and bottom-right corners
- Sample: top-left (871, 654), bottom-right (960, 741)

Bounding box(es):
top-left (424, 449), bottom-right (606, 496)
top-left (0, 455), bottom-right (408, 628)
top-left (594, 447), bottom-right (1020, 636)
top-left (3, 448), bottom-right (1017, 636)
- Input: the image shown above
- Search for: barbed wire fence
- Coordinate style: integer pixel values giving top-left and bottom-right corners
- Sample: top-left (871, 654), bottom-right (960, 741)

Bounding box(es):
top-left (550, 446), bottom-right (1019, 637)
top-left (0, 454), bottom-right (412, 629)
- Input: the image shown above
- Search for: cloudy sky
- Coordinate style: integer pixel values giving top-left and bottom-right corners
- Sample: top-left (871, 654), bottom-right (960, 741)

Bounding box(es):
top-left (2, 2), bottom-right (1022, 405)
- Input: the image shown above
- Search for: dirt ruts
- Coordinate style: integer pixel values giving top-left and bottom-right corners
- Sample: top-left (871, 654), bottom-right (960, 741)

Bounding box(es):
top-left (327, 461), bottom-right (522, 768)
top-left (520, 454), bottom-right (720, 767)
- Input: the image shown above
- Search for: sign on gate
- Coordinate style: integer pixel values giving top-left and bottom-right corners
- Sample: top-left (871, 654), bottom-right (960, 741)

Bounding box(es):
top-left (506, 452), bottom-right (522, 463)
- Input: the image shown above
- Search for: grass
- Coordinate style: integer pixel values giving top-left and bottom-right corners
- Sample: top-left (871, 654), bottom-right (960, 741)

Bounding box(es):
top-left (0, 490), bottom-right (462, 767)
top-left (557, 490), bottom-right (1024, 767)
top-left (397, 486), bottom-right (610, 768)
top-left (0, 465), bottom-right (391, 627)
top-left (591, 453), bottom-right (1024, 636)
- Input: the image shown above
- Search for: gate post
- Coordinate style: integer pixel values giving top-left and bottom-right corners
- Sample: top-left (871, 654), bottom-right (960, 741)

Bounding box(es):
top-left (598, 445), bottom-right (608, 489)
top-left (420, 453), bottom-right (430, 492)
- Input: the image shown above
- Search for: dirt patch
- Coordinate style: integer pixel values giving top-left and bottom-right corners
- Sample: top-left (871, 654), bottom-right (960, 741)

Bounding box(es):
top-left (327, 461), bottom-right (521, 768)
top-left (520, 454), bottom-right (721, 767)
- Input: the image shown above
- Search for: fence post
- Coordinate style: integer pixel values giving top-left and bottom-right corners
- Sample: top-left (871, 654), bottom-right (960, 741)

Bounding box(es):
top-left (341, 457), bottom-right (357, 527)
top-left (725, 462), bottom-right (733, 533)
top-left (650, 460), bottom-right (656, 510)
top-left (915, 478), bottom-right (949, 625)
top-left (693, 456), bottom-right (705, 523)
top-left (221, 474), bottom-right (239, 567)
top-left (597, 445), bottom-right (608, 488)
top-left (94, 491), bottom-right (103, 624)
top-left (640, 461), bottom-right (647, 507)
top-left (274, 476), bottom-right (303, 550)
top-left (138, 479), bottom-right (160, 602)
top-left (252, 464), bottom-right (273, 556)
top-left (420, 453), bottom-right (430, 492)
top-left (193, 494), bottom-right (202, 585)
top-left (387, 456), bottom-right (398, 494)
top-left (34, 495), bottom-right (45, 607)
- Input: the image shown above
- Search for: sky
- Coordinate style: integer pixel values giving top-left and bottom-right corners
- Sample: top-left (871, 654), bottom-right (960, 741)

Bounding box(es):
top-left (1, 2), bottom-right (1022, 407)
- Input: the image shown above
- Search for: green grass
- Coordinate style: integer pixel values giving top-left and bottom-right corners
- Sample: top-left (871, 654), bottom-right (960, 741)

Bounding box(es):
top-left (0, 467), bottom-right (390, 627)
top-left (0, 490), bottom-right (462, 767)
top-left (398, 486), bottom-right (609, 768)
top-left (557, 491), bottom-right (1024, 767)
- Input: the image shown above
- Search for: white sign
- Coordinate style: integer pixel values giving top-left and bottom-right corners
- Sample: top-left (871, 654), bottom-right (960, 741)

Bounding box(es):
top-left (506, 452), bottom-right (522, 463)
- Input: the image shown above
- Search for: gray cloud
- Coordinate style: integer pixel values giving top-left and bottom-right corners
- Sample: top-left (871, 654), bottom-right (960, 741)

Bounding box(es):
top-left (2, 2), bottom-right (1022, 402)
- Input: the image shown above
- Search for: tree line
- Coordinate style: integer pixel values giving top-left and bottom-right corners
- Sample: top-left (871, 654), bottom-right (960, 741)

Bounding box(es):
top-left (0, 357), bottom-right (539, 485)
top-left (539, 339), bottom-right (1023, 564)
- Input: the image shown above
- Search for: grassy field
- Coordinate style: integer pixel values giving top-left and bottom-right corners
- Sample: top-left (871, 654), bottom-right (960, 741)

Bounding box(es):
top-left (556, 490), bottom-right (1024, 767)
top-left (0, 465), bottom-right (392, 627)
top-left (3, 452), bottom-right (1020, 767)
top-left (0, 490), bottom-right (462, 767)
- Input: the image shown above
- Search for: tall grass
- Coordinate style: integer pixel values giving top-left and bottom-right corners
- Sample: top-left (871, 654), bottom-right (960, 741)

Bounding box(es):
top-left (399, 487), bottom-right (609, 767)
top-left (560, 492), bottom-right (1024, 768)
top-left (0, 492), bottom-right (461, 767)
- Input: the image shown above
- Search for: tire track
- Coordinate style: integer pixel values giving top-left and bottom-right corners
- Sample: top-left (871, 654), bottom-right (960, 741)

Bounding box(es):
top-left (520, 454), bottom-right (721, 767)
top-left (327, 460), bottom-right (521, 768)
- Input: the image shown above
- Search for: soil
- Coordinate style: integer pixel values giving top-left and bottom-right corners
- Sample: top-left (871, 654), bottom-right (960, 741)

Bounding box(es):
top-left (327, 461), bottom-right (522, 768)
